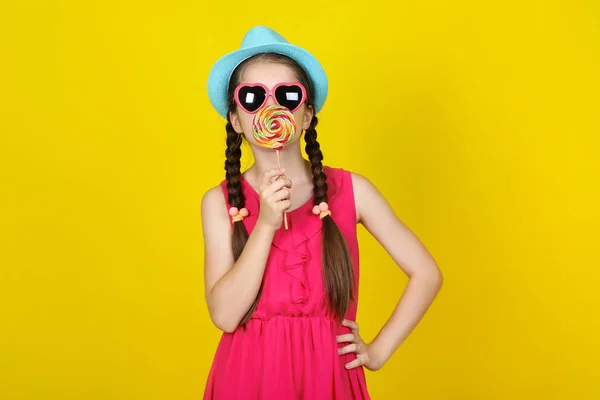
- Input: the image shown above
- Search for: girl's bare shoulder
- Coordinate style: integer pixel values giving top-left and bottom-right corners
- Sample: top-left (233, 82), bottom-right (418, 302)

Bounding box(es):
top-left (201, 184), bottom-right (227, 218)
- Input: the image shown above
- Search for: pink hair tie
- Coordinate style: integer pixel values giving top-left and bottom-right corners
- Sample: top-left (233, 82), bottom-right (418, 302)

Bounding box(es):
top-left (229, 207), bottom-right (249, 222)
top-left (312, 202), bottom-right (331, 219)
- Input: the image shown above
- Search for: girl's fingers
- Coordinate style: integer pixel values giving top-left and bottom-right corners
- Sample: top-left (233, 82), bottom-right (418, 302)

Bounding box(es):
top-left (342, 319), bottom-right (359, 331)
top-left (336, 333), bottom-right (355, 343)
top-left (270, 187), bottom-right (291, 202)
top-left (345, 357), bottom-right (364, 370)
top-left (277, 200), bottom-right (292, 211)
top-left (338, 343), bottom-right (358, 355)
top-left (260, 180), bottom-right (286, 198)
top-left (269, 174), bottom-right (292, 185)
top-left (261, 176), bottom-right (291, 198)
top-left (259, 168), bottom-right (285, 189)
top-left (270, 177), bottom-right (293, 191)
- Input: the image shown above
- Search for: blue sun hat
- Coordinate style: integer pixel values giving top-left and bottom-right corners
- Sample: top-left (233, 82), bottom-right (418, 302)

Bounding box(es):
top-left (207, 26), bottom-right (328, 119)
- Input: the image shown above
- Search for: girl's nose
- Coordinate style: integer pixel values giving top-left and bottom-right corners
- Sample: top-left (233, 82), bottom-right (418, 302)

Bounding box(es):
top-left (265, 94), bottom-right (277, 107)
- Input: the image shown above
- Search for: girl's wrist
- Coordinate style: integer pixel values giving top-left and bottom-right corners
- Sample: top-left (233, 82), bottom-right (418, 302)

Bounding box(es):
top-left (367, 338), bottom-right (391, 370)
top-left (254, 218), bottom-right (278, 236)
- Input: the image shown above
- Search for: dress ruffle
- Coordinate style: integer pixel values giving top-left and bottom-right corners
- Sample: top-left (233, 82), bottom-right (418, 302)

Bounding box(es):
top-left (268, 168), bottom-right (342, 310)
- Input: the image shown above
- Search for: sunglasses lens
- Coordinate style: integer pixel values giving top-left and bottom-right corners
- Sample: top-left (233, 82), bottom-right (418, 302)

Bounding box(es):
top-left (237, 86), bottom-right (266, 112)
top-left (274, 85), bottom-right (304, 111)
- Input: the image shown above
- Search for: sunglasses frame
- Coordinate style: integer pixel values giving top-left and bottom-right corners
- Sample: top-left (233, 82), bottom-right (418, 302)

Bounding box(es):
top-left (234, 82), bottom-right (307, 114)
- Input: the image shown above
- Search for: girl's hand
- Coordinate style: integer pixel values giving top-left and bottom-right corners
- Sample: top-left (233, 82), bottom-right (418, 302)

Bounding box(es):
top-left (256, 168), bottom-right (292, 231)
top-left (337, 319), bottom-right (384, 371)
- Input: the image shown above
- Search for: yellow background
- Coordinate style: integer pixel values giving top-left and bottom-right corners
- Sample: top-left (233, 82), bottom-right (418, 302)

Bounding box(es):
top-left (2, 0), bottom-right (599, 399)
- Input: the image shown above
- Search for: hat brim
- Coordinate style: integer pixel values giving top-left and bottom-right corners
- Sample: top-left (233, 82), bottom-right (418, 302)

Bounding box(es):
top-left (207, 43), bottom-right (328, 119)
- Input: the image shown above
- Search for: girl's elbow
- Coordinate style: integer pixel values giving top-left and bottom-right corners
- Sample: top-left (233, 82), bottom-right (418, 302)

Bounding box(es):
top-left (415, 265), bottom-right (444, 288)
top-left (431, 268), bottom-right (444, 290)
top-left (209, 309), bottom-right (239, 333)
top-left (216, 322), bottom-right (238, 334)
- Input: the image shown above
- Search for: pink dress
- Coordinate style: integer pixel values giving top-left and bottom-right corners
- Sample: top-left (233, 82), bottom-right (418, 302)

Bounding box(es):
top-left (204, 166), bottom-right (371, 399)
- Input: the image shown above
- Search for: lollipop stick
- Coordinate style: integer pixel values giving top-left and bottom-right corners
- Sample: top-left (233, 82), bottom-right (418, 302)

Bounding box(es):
top-left (276, 150), bottom-right (281, 170)
top-left (276, 150), bottom-right (289, 230)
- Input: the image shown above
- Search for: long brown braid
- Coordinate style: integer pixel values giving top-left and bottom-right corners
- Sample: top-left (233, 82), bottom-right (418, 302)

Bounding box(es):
top-left (304, 115), bottom-right (356, 320)
top-left (225, 53), bottom-right (355, 326)
top-left (224, 118), bottom-right (261, 325)
top-left (224, 119), bottom-right (248, 258)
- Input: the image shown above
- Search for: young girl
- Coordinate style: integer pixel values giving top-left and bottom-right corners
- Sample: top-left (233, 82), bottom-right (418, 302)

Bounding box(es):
top-left (202, 26), bottom-right (443, 399)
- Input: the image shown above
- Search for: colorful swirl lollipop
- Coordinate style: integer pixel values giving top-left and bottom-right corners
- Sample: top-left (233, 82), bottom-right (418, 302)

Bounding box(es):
top-left (252, 105), bottom-right (296, 150)
top-left (252, 104), bottom-right (297, 229)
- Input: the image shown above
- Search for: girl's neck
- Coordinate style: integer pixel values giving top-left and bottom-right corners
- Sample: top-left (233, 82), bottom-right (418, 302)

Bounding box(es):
top-left (244, 141), bottom-right (314, 187)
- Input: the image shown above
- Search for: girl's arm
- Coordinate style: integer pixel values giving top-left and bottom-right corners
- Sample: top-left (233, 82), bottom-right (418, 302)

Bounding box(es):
top-left (351, 172), bottom-right (444, 369)
top-left (202, 169), bottom-right (290, 333)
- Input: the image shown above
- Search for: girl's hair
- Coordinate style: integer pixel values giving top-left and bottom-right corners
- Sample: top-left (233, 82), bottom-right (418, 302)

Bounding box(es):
top-left (224, 53), bottom-right (355, 325)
